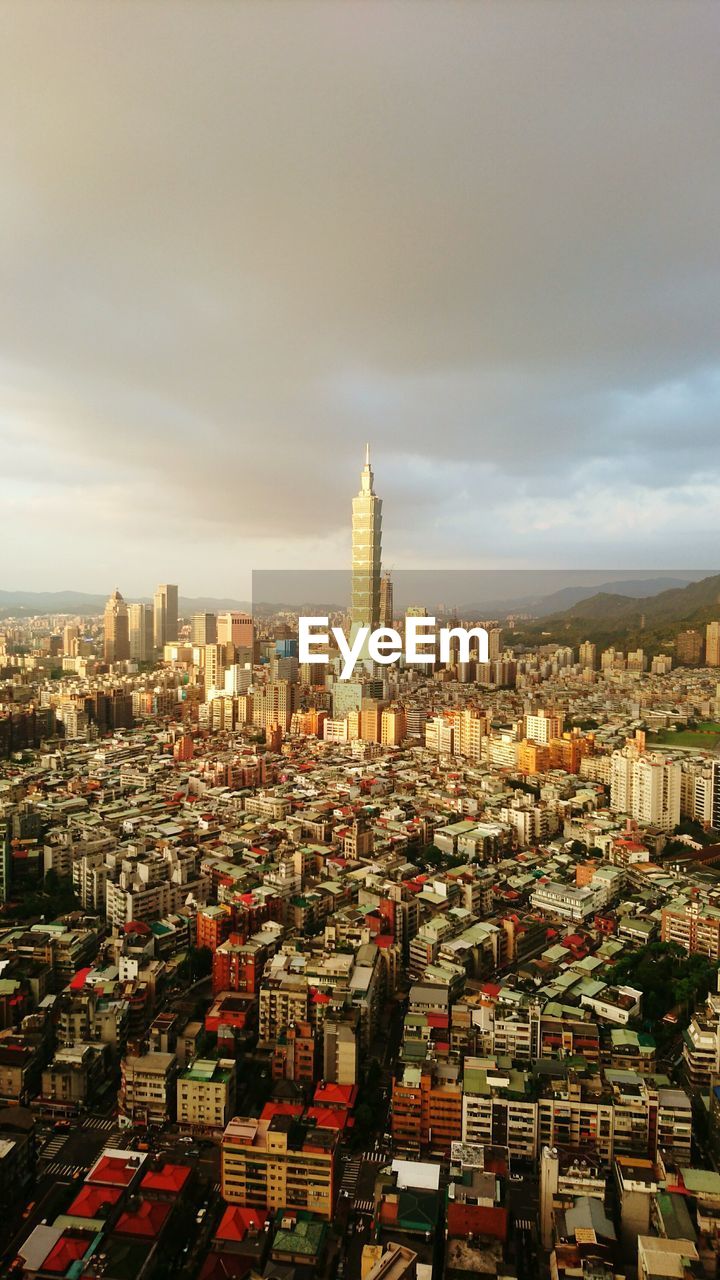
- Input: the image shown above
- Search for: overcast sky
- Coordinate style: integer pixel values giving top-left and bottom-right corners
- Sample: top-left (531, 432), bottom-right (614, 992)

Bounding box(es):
top-left (2, 1), bottom-right (719, 596)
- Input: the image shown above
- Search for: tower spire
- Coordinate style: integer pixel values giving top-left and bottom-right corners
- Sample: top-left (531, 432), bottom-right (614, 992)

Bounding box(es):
top-left (365, 441), bottom-right (370, 466)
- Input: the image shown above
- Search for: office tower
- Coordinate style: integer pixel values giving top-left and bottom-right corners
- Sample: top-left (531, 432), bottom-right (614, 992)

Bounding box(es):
top-left (153, 583), bottom-right (178, 649)
top-left (103, 589), bottom-right (130, 664)
top-left (217, 611), bottom-right (254, 653)
top-left (677, 629), bottom-right (704, 666)
top-left (379, 572), bottom-right (394, 628)
top-left (252, 680), bottom-right (295, 732)
top-left (351, 443), bottom-right (382, 633)
top-left (224, 664), bottom-right (252, 695)
top-left (270, 655), bottom-right (298, 684)
top-left (706, 621), bottom-right (720, 667)
top-left (127, 603), bottom-right (154, 661)
top-left (579, 641), bottom-right (597, 670)
top-left (192, 612), bottom-right (217, 646)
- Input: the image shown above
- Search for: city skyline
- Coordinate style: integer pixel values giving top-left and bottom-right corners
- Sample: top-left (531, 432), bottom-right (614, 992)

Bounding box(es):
top-left (2, 3), bottom-right (720, 594)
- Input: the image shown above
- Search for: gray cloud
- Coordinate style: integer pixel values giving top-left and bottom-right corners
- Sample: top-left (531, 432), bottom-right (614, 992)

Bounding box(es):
top-left (1, 0), bottom-right (719, 594)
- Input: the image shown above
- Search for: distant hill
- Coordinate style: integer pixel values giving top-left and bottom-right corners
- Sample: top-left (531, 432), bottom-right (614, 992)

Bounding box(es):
top-left (513, 571), bottom-right (720, 650)
top-left (0, 590), bottom-right (251, 617)
top-left (529, 576), bottom-right (699, 617)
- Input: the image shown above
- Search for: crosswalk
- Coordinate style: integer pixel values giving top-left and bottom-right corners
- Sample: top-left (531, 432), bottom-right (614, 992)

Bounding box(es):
top-left (41, 1135), bottom-right (68, 1161)
top-left (339, 1155), bottom-right (362, 1200)
top-left (84, 1116), bottom-right (118, 1133)
top-left (339, 1153), bottom-right (387, 1208)
top-left (45, 1161), bottom-right (84, 1179)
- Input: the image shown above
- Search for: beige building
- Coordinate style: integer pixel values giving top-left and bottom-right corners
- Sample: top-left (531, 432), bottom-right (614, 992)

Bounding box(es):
top-left (128, 603), bottom-right (154, 661)
top-left (153, 583), bottom-right (178, 649)
top-left (381, 704), bottom-right (407, 746)
top-left (177, 1057), bottom-right (236, 1132)
top-left (222, 1114), bottom-right (338, 1218)
top-left (103, 588), bottom-right (130, 664)
top-left (259, 974), bottom-right (310, 1045)
top-left (707, 621), bottom-right (720, 667)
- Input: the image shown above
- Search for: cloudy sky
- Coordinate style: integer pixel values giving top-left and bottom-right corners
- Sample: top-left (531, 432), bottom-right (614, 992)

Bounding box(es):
top-left (2, 1), bottom-right (719, 597)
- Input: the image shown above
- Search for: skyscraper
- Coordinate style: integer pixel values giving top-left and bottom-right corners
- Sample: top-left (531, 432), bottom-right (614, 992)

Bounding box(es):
top-left (128, 603), bottom-right (154, 661)
top-left (706, 621), bottom-right (720, 667)
top-left (217, 611), bottom-right (254, 653)
top-left (379, 571), bottom-right (394, 628)
top-left (351, 444), bottom-right (382, 633)
top-left (153, 583), bottom-right (178, 650)
top-left (103, 589), bottom-right (130, 664)
top-left (192, 612), bottom-right (217, 646)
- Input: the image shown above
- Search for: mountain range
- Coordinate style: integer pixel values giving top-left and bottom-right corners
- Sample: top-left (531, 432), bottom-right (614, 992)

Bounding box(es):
top-left (512, 571), bottom-right (720, 649)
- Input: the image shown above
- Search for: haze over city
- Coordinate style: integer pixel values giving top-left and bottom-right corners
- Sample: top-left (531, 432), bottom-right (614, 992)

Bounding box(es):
top-left (2, 1), bottom-right (720, 595)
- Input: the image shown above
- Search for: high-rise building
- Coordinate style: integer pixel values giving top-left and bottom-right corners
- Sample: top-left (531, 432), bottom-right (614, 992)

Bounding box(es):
top-left (579, 641), bottom-right (597, 669)
top-left (706, 621), bottom-right (720, 667)
top-left (381, 704), bottom-right (407, 746)
top-left (379, 572), bottom-right (394, 628)
top-left (153, 584), bottom-right (178, 650)
top-left (62, 624), bottom-right (79, 656)
top-left (524, 710), bottom-right (563, 745)
top-left (202, 643), bottom-right (227, 694)
top-left (192, 612), bottom-right (217, 646)
top-left (128, 603), bottom-right (154, 662)
top-left (676, 629), bottom-right (704, 666)
top-left (627, 648), bottom-right (647, 672)
top-left (488, 627), bottom-right (503, 661)
top-left (610, 747), bottom-right (681, 832)
top-left (217, 612), bottom-right (254, 653)
top-left (351, 444), bottom-right (382, 634)
top-left (103, 589), bottom-right (130, 664)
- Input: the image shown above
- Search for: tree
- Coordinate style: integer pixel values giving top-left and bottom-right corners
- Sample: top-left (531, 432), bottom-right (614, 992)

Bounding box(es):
top-left (179, 945), bottom-right (213, 982)
top-left (609, 941), bottom-right (717, 1029)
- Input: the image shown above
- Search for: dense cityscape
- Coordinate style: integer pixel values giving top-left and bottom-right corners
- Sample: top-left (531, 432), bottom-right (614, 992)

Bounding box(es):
top-left (0, 453), bottom-right (719, 1280)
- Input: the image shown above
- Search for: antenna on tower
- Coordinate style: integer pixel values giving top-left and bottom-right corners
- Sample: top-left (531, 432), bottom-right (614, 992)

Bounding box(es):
top-left (365, 442), bottom-right (370, 466)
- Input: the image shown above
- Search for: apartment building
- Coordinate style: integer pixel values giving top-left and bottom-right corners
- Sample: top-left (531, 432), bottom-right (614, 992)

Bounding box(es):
top-left (683, 992), bottom-right (720, 1089)
top-left (119, 1050), bottom-right (178, 1125)
top-left (177, 1057), bottom-right (236, 1132)
top-left (530, 881), bottom-right (605, 921)
top-left (391, 1061), bottom-right (463, 1155)
top-left (259, 974), bottom-right (310, 1045)
top-left (221, 1114), bottom-right (338, 1218)
top-left (661, 897), bottom-right (720, 960)
top-left (461, 1058), bottom-right (538, 1161)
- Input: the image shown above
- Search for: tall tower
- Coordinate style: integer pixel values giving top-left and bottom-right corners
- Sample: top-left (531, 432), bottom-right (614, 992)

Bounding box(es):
top-left (351, 444), bottom-right (382, 633)
top-left (153, 583), bottom-right (179, 650)
top-left (128, 603), bottom-right (154, 661)
top-left (379, 571), bottom-right (394, 629)
top-left (104, 589), bottom-right (130, 664)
